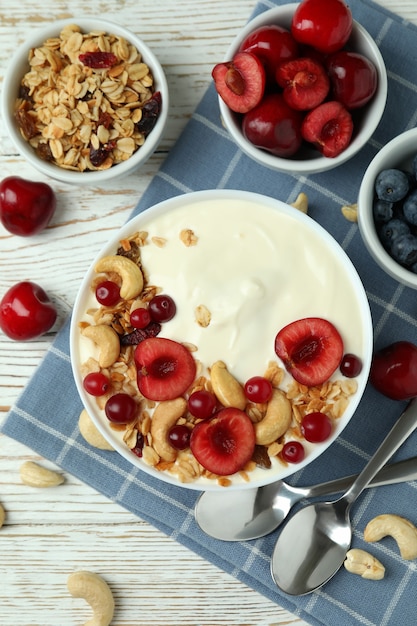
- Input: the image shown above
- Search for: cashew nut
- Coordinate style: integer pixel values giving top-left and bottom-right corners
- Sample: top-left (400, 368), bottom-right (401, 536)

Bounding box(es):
top-left (19, 461), bottom-right (64, 488)
top-left (254, 389), bottom-right (292, 445)
top-left (341, 202), bottom-right (358, 223)
top-left (150, 397), bottom-right (187, 462)
top-left (95, 255), bottom-right (143, 300)
top-left (344, 548), bottom-right (385, 580)
top-left (82, 324), bottom-right (120, 368)
top-left (210, 361), bottom-right (246, 410)
top-left (67, 570), bottom-right (114, 626)
top-left (364, 513), bottom-right (417, 560)
top-left (0, 503), bottom-right (5, 529)
top-left (291, 192), bottom-right (308, 214)
top-left (79, 409), bottom-right (115, 451)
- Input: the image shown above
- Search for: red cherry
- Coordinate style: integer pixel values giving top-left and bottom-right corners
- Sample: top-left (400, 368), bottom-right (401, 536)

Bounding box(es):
top-left (301, 411), bottom-right (332, 443)
top-left (291, 0), bottom-right (353, 54)
top-left (239, 24), bottom-right (299, 84)
top-left (326, 51), bottom-right (378, 110)
top-left (83, 372), bottom-right (110, 396)
top-left (340, 353), bottom-right (363, 378)
top-left (212, 51), bottom-right (266, 114)
top-left (0, 281), bottom-right (57, 340)
top-left (95, 280), bottom-right (120, 306)
top-left (105, 393), bottom-right (137, 424)
top-left (0, 176), bottom-right (56, 236)
top-left (130, 307), bottom-right (151, 329)
top-left (242, 93), bottom-right (303, 157)
top-left (244, 376), bottom-right (273, 403)
top-left (148, 294), bottom-right (176, 323)
top-left (370, 341), bottom-right (417, 401)
top-left (281, 441), bottom-right (305, 463)
top-left (188, 390), bottom-right (217, 419)
top-left (168, 424), bottom-right (191, 450)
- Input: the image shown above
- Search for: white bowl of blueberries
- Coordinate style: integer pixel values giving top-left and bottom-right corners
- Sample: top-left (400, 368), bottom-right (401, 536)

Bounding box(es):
top-left (358, 128), bottom-right (417, 290)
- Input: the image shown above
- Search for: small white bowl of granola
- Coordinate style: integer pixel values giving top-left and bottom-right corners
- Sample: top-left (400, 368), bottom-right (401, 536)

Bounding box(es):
top-left (70, 189), bottom-right (373, 491)
top-left (1, 18), bottom-right (168, 185)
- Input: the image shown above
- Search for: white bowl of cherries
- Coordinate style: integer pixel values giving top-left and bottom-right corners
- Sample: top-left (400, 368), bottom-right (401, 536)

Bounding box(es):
top-left (213, 0), bottom-right (387, 174)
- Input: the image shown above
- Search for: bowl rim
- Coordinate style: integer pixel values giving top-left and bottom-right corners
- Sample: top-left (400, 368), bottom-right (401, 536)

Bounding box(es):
top-left (1, 16), bottom-right (169, 184)
top-left (358, 127), bottom-right (417, 289)
top-left (218, 3), bottom-right (388, 175)
top-left (70, 188), bottom-right (373, 491)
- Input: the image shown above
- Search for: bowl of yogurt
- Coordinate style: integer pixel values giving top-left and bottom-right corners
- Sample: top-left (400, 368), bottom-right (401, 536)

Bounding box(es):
top-left (70, 189), bottom-right (373, 491)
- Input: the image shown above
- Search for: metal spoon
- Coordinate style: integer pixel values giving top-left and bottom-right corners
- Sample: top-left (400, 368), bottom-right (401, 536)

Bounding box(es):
top-left (195, 455), bottom-right (417, 541)
top-left (271, 398), bottom-right (417, 596)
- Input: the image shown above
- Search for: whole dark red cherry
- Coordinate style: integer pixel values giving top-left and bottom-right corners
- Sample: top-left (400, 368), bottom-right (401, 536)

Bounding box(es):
top-left (0, 176), bottom-right (56, 236)
top-left (239, 24), bottom-right (299, 84)
top-left (291, 0), bottom-right (352, 54)
top-left (370, 341), bottom-right (417, 401)
top-left (0, 281), bottom-right (57, 340)
top-left (326, 51), bottom-right (377, 109)
top-left (242, 93), bottom-right (303, 157)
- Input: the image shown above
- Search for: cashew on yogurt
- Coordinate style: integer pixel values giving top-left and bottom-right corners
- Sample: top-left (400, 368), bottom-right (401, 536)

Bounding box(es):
top-left (79, 228), bottom-right (360, 485)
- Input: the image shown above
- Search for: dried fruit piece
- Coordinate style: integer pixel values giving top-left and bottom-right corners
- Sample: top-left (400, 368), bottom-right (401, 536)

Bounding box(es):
top-left (136, 92), bottom-right (162, 137)
top-left (79, 51), bottom-right (118, 69)
top-left (120, 321), bottom-right (161, 346)
top-left (190, 407), bottom-right (256, 476)
top-left (274, 317), bottom-right (344, 386)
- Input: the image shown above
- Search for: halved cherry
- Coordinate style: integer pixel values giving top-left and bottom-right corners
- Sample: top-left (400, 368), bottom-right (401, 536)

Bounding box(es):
top-left (212, 51), bottom-right (266, 113)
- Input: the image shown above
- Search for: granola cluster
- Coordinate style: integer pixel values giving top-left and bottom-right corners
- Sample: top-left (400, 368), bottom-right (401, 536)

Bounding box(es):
top-left (79, 229), bottom-right (358, 486)
top-left (14, 24), bottom-right (160, 171)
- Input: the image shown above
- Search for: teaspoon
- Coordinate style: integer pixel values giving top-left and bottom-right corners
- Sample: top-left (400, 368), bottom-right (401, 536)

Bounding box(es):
top-left (271, 398), bottom-right (417, 596)
top-left (195, 455), bottom-right (417, 541)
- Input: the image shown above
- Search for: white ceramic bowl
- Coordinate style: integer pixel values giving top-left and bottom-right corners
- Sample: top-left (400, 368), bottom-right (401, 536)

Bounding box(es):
top-left (218, 3), bottom-right (387, 175)
top-left (1, 18), bottom-right (169, 185)
top-left (70, 189), bottom-right (373, 491)
top-left (358, 128), bottom-right (417, 289)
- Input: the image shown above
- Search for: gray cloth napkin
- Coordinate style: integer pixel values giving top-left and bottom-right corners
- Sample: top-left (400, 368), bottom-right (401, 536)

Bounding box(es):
top-left (3, 0), bottom-right (417, 624)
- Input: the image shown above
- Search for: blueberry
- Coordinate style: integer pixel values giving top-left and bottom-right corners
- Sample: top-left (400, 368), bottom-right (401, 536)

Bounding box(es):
top-left (373, 199), bottom-right (393, 223)
top-left (375, 168), bottom-right (410, 202)
top-left (391, 233), bottom-right (417, 266)
top-left (403, 189), bottom-right (417, 225)
top-left (379, 218), bottom-right (410, 249)
top-left (412, 153), bottom-right (417, 181)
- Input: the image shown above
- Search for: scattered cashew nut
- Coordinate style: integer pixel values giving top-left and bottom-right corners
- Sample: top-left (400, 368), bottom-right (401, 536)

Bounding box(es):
top-left (291, 192), bottom-right (308, 214)
top-left (79, 409), bottom-right (115, 451)
top-left (150, 397), bottom-right (187, 462)
top-left (364, 513), bottom-right (417, 560)
top-left (341, 202), bottom-right (358, 222)
top-left (210, 360), bottom-right (246, 410)
top-left (82, 324), bottom-right (120, 368)
top-left (344, 548), bottom-right (385, 580)
top-left (254, 388), bottom-right (292, 445)
top-left (95, 255), bottom-right (143, 300)
top-left (67, 570), bottom-right (114, 626)
top-left (19, 461), bottom-right (64, 488)
top-left (0, 503), bottom-right (5, 529)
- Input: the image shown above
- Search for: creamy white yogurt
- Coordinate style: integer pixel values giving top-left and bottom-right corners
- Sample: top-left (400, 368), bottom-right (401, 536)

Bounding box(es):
top-left (136, 198), bottom-right (364, 382)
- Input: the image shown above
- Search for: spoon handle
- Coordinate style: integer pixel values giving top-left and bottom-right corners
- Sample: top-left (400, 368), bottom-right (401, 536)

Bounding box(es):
top-left (296, 455), bottom-right (417, 500)
top-left (344, 398), bottom-right (417, 506)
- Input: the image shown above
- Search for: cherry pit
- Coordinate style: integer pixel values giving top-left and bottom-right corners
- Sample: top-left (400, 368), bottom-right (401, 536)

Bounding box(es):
top-left (212, 0), bottom-right (378, 159)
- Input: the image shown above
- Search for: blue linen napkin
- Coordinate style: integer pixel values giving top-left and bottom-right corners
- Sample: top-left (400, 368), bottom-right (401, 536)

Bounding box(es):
top-left (3, 0), bottom-right (417, 624)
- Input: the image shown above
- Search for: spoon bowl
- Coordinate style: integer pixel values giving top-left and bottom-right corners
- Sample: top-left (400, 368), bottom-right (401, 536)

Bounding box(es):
top-left (271, 399), bottom-right (417, 595)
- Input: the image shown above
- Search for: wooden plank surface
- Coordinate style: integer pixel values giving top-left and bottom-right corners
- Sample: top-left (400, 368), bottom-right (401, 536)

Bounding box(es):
top-left (0, 1), bottom-right (415, 624)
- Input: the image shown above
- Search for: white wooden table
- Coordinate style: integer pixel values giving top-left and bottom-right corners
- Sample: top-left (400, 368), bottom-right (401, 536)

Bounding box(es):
top-left (1, 1), bottom-right (416, 624)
